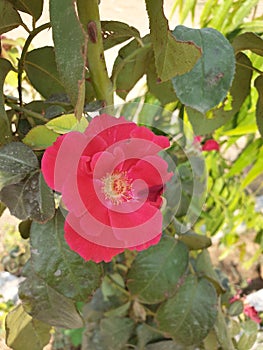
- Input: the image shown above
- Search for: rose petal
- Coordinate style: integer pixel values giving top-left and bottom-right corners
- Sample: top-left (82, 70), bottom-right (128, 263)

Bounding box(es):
top-left (65, 220), bottom-right (124, 262)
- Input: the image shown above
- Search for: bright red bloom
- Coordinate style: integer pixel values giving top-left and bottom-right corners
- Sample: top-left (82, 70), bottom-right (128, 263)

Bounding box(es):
top-left (42, 114), bottom-right (172, 262)
top-left (194, 136), bottom-right (219, 151)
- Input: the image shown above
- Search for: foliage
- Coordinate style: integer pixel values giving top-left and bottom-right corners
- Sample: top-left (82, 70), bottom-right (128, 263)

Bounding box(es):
top-left (0, 0), bottom-right (263, 349)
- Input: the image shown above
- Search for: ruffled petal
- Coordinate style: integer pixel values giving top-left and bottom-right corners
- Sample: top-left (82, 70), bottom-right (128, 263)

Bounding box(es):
top-left (64, 220), bottom-right (124, 262)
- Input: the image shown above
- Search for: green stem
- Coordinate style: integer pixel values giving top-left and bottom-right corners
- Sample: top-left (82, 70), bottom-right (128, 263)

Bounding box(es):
top-left (17, 23), bottom-right (51, 107)
top-left (6, 101), bottom-right (48, 122)
top-left (77, 0), bottom-right (113, 106)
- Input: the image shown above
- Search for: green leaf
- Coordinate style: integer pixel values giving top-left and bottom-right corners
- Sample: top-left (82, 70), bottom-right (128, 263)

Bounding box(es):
top-left (127, 237), bottom-right (188, 304)
top-left (172, 26), bottom-right (235, 114)
top-left (255, 75), bottom-right (263, 138)
top-left (46, 114), bottom-right (88, 134)
top-left (0, 58), bottom-right (13, 145)
top-left (228, 300), bottom-right (243, 317)
top-left (0, 0), bottom-right (22, 34)
top-left (0, 142), bottom-right (38, 190)
top-left (101, 21), bottom-right (140, 50)
top-left (25, 47), bottom-right (66, 99)
top-left (232, 32), bottom-right (263, 56)
top-left (5, 304), bottom-right (51, 350)
top-left (100, 317), bottom-right (134, 350)
top-left (50, 0), bottom-right (87, 107)
top-left (145, 0), bottom-right (201, 81)
top-left (19, 261), bottom-right (84, 328)
top-left (7, 0), bottom-right (43, 21)
top-left (156, 276), bottom-right (218, 345)
top-left (196, 250), bottom-right (225, 294)
top-left (112, 36), bottom-right (151, 100)
top-left (0, 171), bottom-right (55, 222)
top-left (146, 53), bottom-right (178, 105)
top-left (226, 138), bottom-right (262, 178)
top-left (237, 320), bottom-right (258, 350)
top-left (214, 306), bottom-right (236, 350)
top-left (145, 340), bottom-right (195, 350)
top-left (242, 146), bottom-right (263, 188)
top-left (178, 231), bottom-right (212, 250)
top-left (29, 210), bottom-right (102, 301)
top-left (187, 52), bottom-right (252, 135)
top-left (23, 125), bottom-right (59, 150)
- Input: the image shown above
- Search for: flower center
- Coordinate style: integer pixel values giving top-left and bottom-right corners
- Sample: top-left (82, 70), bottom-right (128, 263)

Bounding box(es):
top-left (101, 171), bottom-right (133, 205)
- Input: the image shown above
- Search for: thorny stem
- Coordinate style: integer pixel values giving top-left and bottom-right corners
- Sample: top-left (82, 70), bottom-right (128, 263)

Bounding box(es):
top-left (77, 0), bottom-right (114, 107)
top-left (5, 100), bottom-right (48, 122)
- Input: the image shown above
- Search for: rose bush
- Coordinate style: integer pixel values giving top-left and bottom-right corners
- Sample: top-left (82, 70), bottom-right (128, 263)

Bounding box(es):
top-left (42, 114), bottom-right (172, 262)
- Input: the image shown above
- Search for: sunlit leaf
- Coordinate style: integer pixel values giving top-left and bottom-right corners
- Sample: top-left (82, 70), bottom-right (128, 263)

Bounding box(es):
top-left (46, 114), bottom-right (88, 134)
top-left (5, 304), bottom-right (51, 350)
top-left (145, 0), bottom-right (201, 81)
top-left (23, 125), bottom-right (59, 150)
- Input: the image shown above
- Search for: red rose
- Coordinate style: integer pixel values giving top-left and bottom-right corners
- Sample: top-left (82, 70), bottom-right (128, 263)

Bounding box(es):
top-left (42, 114), bottom-right (172, 262)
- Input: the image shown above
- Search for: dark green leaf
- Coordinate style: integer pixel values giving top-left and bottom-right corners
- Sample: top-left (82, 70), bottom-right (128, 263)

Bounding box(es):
top-left (23, 125), bottom-right (59, 150)
top-left (25, 47), bottom-right (66, 99)
top-left (7, 0), bottom-right (43, 21)
top-left (101, 21), bottom-right (140, 50)
top-left (172, 26), bottom-right (235, 114)
top-left (50, 0), bottom-right (87, 107)
top-left (100, 317), bottom-right (134, 350)
top-left (146, 53), bottom-right (178, 105)
top-left (112, 37), bottom-right (151, 100)
top-left (214, 307), bottom-right (236, 350)
top-left (19, 218), bottom-right (32, 239)
top-left (0, 58), bottom-right (13, 145)
top-left (19, 261), bottom-right (84, 328)
top-left (127, 237), bottom-right (189, 304)
top-left (187, 52), bottom-right (252, 135)
top-left (0, 0), bottom-right (22, 34)
top-left (136, 323), bottom-right (162, 349)
top-left (29, 210), bottom-right (102, 301)
top-left (255, 75), bottom-right (263, 138)
top-left (0, 171), bottom-right (55, 222)
top-left (5, 304), bottom-right (51, 350)
top-left (146, 340), bottom-right (195, 350)
top-left (156, 276), bottom-right (218, 345)
top-left (0, 201), bottom-right (5, 216)
top-left (145, 0), bottom-right (201, 81)
top-left (196, 250), bottom-right (224, 293)
top-left (0, 142), bottom-right (38, 190)
top-left (232, 32), bottom-right (263, 56)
